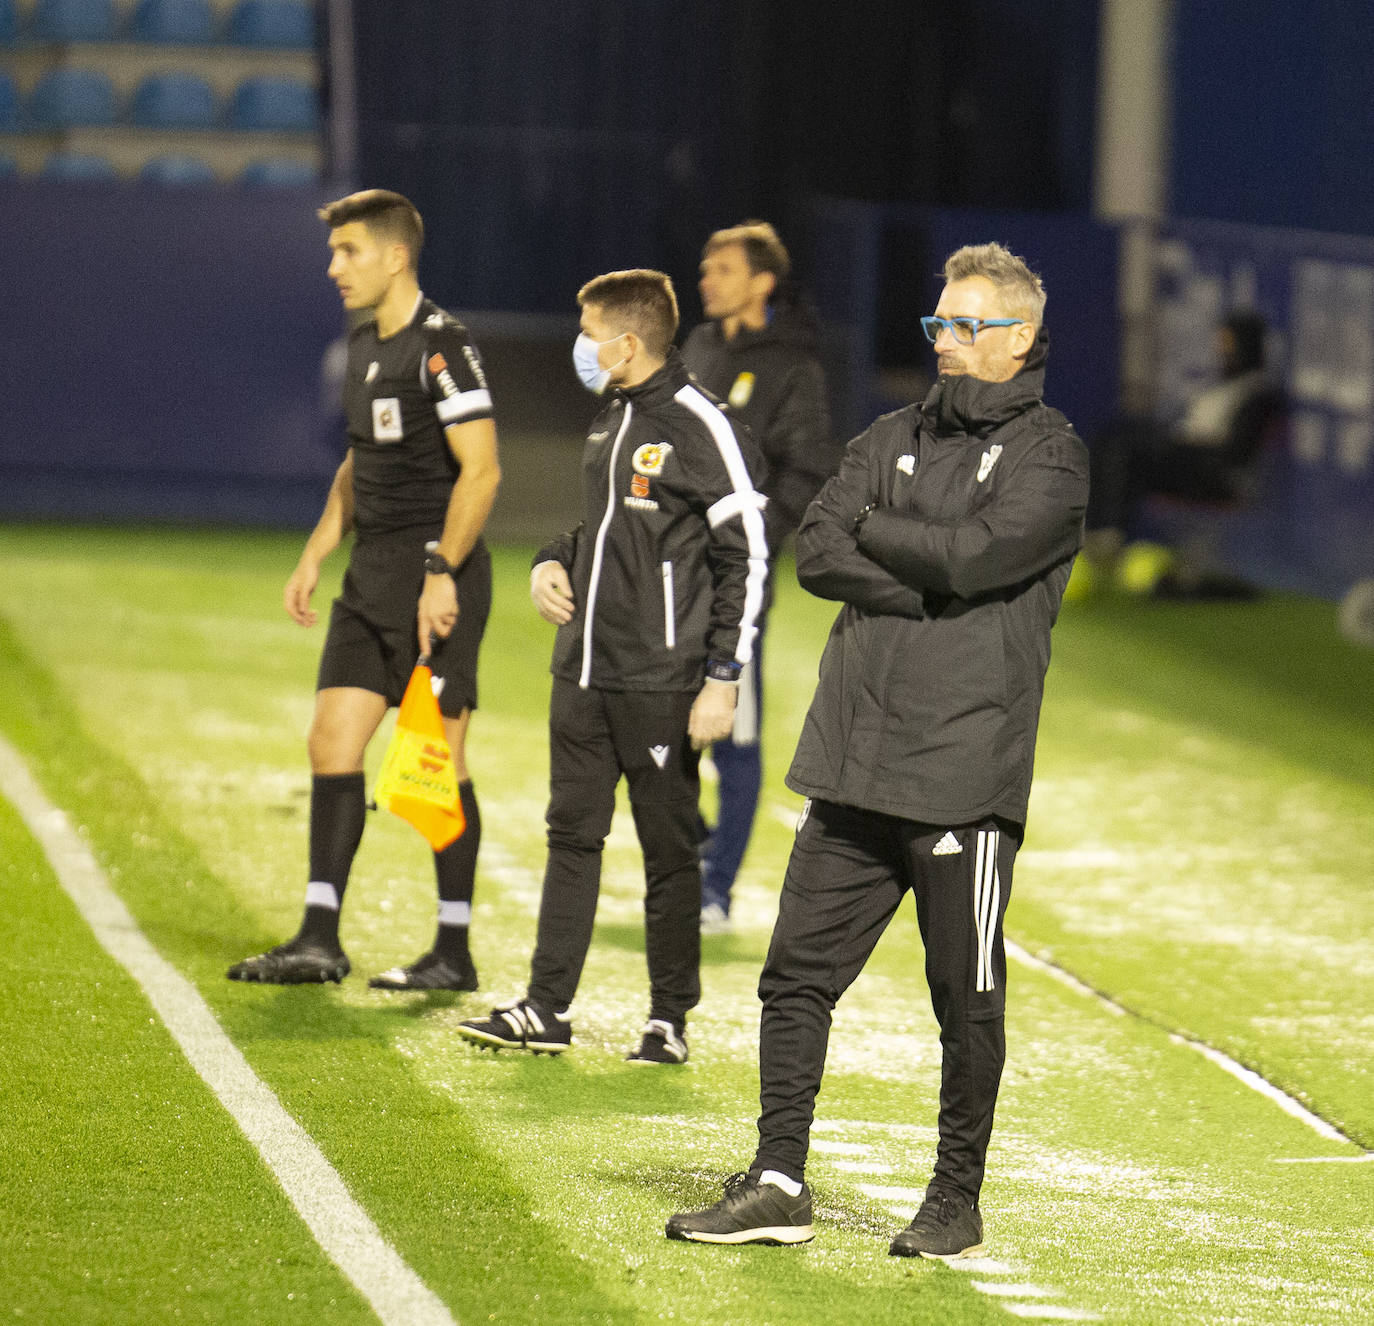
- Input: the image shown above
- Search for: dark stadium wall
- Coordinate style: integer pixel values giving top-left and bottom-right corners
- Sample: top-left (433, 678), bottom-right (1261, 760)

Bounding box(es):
top-left (343, 0), bottom-right (1101, 321)
top-left (0, 181), bottom-right (343, 526)
top-left (1169, 1), bottom-right (1374, 236)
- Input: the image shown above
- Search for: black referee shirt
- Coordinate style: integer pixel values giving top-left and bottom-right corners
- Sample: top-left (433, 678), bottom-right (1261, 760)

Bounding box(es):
top-left (342, 293), bottom-right (494, 537)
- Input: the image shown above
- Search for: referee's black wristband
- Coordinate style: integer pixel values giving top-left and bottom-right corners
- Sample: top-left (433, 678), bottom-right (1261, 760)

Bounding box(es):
top-left (706, 660), bottom-right (743, 683)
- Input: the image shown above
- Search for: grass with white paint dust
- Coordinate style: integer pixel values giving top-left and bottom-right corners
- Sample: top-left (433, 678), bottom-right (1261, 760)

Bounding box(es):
top-left (1, 524), bottom-right (1371, 1324)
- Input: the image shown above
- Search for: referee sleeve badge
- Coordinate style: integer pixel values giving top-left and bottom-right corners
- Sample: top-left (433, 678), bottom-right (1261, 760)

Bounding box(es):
top-left (374, 662), bottom-right (466, 851)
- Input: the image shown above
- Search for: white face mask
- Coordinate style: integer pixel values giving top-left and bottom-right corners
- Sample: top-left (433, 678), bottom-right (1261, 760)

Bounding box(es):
top-left (572, 331), bottom-right (626, 395)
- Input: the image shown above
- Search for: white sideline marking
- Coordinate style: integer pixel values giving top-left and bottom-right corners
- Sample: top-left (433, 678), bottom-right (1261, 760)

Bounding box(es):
top-left (830, 1159), bottom-right (888, 1174)
top-left (946, 1257), bottom-right (1016, 1275)
top-left (1169, 1035), bottom-right (1348, 1144)
top-left (1006, 941), bottom-right (1125, 1015)
top-left (0, 736), bottom-right (458, 1326)
top-left (972, 1282), bottom-right (1060, 1297)
top-left (1008, 941), bottom-right (1367, 1151)
top-left (1274, 1155), bottom-right (1374, 1164)
top-left (1003, 1307), bottom-right (1101, 1321)
top-left (811, 1139), bottom-right (871, 1155)
top-left (858, 1183), bottom-right (927, 1204)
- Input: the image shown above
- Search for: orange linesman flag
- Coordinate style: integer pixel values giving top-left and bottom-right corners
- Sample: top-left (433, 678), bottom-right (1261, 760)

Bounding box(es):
top-left (374, 661), bottom-right (465, 851)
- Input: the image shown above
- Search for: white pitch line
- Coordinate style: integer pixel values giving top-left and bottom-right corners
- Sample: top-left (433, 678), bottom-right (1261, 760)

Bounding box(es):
top-left (1006, 941), bottom-right (1125, 1016)
top-left (1274, 1155), bottom-right (1374, 1164)
top-left (858, 1183), bottom-right (927, 1204)
top-left (1007, 940), bottom-right (1366, 1152)
top-left (0, 735), bottom-right (457, 1326)
top-left (1003, 1306), bottom-right (1101, 1321)
top-left (1169, 1034), bottom-right (1349, 1144)
top-left (972, 1282), bottom-right (1060, 1298)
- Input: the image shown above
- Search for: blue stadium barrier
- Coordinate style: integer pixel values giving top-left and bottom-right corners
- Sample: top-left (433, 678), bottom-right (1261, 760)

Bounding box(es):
top-left (0, 0), bottom-right (18, 43)
top-left (27, 68), bottom-right (117, 127)
top-left (129, 71), bottom-right (216, 128)
top-left (128, 0), bottom-right (215, 45)
top-left (42, 150), bottom-right (117, 179)
top-left (239, 156), bottom-right (317, 187)
top-left (226, 74), bottom-right (317, 131)
top-left (140, 152), bottom-right (217, 184)
top-left (0, 70), bottom-right (17, 128)
top-left (227, 0), bottom-right (313, 49)
top-left (32, 0), bottom-right (116, 41)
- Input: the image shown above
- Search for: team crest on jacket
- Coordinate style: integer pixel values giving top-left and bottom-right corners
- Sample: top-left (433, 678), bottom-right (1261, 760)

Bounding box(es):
top-left (729, 372), bottom-right (756, 408)
top-left (897, 453), bottom-right (915, 475)
top-left (632, 442), bottom-right (673, 476)
top-left (977, 444), bottom-right (1003, 482)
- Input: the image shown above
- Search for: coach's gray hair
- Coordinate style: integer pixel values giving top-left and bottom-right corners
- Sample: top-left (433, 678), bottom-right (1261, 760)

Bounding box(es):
top-left (943, 243), bottom-right (1047, 325)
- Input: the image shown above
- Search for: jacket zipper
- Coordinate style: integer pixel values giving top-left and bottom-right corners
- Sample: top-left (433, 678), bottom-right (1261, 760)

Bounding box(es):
top-left (661, 561), bottom-right (676, 648)
top-left (579, 403), bottom-right (634, 687)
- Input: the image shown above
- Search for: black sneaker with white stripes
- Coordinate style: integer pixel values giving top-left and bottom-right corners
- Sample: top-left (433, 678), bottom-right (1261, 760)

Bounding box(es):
top-left (368, 950), bottom-right (478, 991)
top-left (626, 1019), bottom-right (688, 1064)
top-left (888, 1186), bottom-right (985, 1260)
top-left (457, 999), bottom-right (571, 1054)
top-left (226, 938), bottom-right (350, 984)
top-left (666, 1172), bottom-right (814, 1245)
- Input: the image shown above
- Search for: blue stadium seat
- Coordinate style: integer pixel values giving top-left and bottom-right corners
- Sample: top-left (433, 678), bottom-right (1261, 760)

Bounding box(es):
top-left (226, 0), bottom-right (314, 49)
top-left (129, 72), bottom-right (216, 128)
top-left (226, 75), bottom-right (317, 131)
top-left (141, 153), bottom-right (217, 185)
top-left (0, 71), bottom-right (17, 129)
top-left (32, 0), bottom-right (116, 41)
top-left (28, 68), bottom-right (117, 127)
top-left (128, 0), bottom-right (215, 45)
top-left (0, 0), bottom-right (19, 44)
top-left (42, 150), bottom-right (117, 180)
top-left (239, 156), bottom-right (317, 187)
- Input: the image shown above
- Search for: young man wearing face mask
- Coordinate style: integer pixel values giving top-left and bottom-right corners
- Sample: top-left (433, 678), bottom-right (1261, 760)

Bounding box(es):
top-left (457, 268), bottom-right (767, 1064)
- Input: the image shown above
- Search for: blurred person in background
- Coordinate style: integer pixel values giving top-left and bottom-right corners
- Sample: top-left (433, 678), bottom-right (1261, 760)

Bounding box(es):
top-left (682, 221), bottom-right (838, 933)
top-left (228, 189), bottom-right (500, 991)
top-left (1081, 309), bottom-right (1282, 588)
top-left (668, 242), bottom-right (1087, 1258)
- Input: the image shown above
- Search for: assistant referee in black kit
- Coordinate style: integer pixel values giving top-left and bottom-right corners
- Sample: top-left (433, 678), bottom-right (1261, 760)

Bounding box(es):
top-left (228, 190), bottom-right (500, 992)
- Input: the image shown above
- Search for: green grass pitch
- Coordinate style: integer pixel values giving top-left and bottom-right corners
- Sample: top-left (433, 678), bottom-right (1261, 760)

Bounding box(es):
top-left (0, 523), bottom-right (1371, 1324)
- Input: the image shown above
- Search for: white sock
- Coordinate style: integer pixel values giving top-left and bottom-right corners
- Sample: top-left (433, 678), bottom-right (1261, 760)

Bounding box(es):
top-left (304, 881), bottom-right (339, 910)
top-left (759, 1169), bottom-right (803, 1197)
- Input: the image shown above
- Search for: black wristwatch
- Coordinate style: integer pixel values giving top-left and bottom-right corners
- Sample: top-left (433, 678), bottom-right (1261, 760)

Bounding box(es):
top-left (424, 551), bottom-right (455, 576)
top-left (706, 659), bottom-right (743, 683)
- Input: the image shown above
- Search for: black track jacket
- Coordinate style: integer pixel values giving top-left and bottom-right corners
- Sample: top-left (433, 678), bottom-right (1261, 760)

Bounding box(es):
top-left (536, 352), bottom-right (768, 693)
top-left (786, 331), bottom-right (1088, 828)
top-left (682, 297), bottom-right (838, 553)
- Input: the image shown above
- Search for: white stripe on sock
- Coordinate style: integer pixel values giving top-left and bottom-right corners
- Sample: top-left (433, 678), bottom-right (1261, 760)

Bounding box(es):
top-left (437, 899), bottom-right (470, 927)
top-left (305, 880), bottom-right (340, 911)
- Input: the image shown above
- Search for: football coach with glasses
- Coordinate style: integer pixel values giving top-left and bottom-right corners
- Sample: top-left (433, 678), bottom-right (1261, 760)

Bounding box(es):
top-left (667, 242), bottom-right (1089, 1258)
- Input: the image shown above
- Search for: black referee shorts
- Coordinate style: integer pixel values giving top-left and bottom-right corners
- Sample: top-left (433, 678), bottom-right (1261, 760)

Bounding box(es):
top-left (317, 541), bottom-right (491, 715)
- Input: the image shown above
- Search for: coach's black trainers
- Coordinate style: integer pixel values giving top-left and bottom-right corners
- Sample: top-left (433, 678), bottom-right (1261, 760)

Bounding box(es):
top-left (227, 939), bottom-right (350, 985)
top-left (369, 950), bottom-right (478, 991)
top-left (666, 1172), bottom-right (815, 1245)
top-left (889, 1186), bottom-right (985, 1260)
top-left (626, 1019), bottom-right (688, 1064)
top-left (457, 999), bottom-right (571, 1054)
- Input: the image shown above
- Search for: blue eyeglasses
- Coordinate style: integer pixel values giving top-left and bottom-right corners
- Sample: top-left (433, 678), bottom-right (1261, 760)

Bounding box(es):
top-left (921, 315), bottom-right (1023, 345)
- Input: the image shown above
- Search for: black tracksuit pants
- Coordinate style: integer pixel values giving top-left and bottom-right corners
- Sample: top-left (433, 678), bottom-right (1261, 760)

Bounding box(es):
top-left (527, 679), bottom-right (702, 1031)
top-left (752, 798), bottom-right (1019, 1205)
